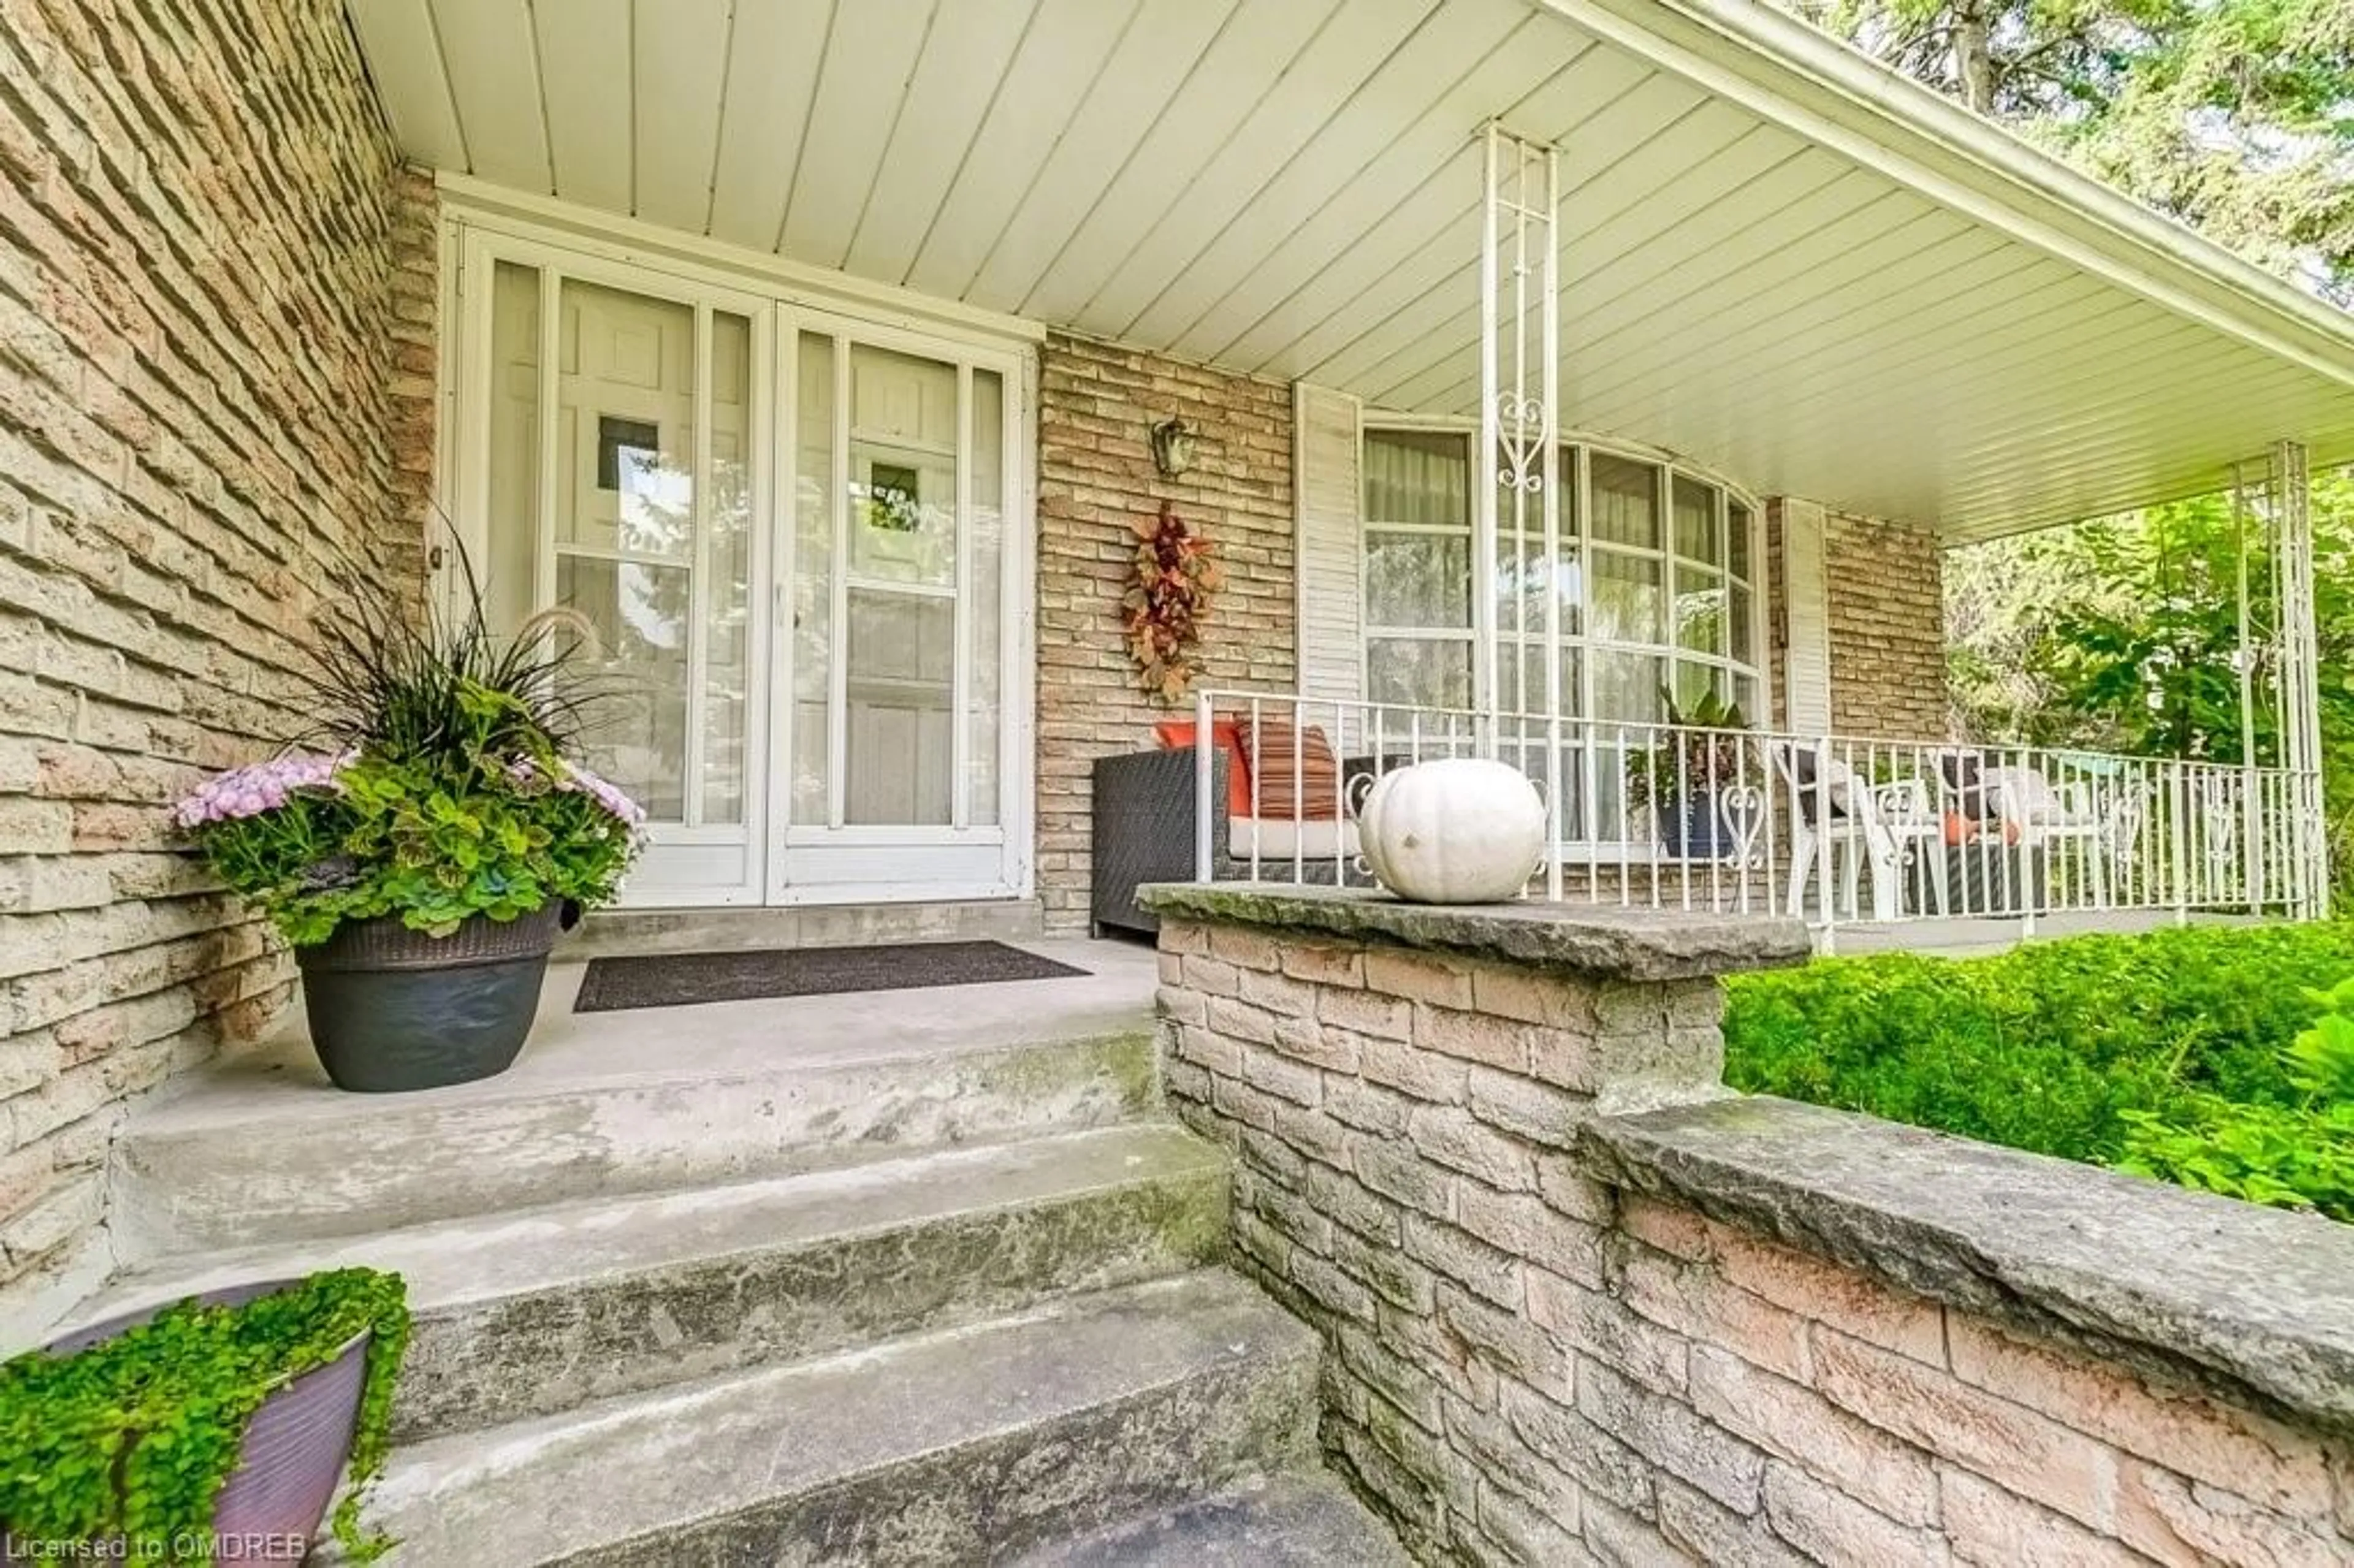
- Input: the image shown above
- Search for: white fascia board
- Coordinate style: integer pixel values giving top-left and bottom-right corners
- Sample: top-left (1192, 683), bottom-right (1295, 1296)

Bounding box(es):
top-left (1529, 0), bottom-right (2354, 393)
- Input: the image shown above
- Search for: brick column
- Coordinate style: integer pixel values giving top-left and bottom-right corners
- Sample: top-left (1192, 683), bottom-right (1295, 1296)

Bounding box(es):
top-left (1143, 886), bottom-right (1805, 1560)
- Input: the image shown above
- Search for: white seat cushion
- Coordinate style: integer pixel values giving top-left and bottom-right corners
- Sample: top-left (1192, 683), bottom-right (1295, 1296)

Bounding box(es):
top-left (1231, 815), bottom-right (1359, 861)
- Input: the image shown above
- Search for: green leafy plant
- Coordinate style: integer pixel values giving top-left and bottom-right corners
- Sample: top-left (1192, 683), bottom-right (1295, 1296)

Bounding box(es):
top-left (2116, 975), bottom-right (2354, 1219)
top-left (0, 1269), bottom-right (410, 1562)
top-left (1624, 690), bottom-right (1753, 813)
top-left (175, 566), bottom-right (647, 945)
top-left (1723, 922), bottom-right (2354, 1219)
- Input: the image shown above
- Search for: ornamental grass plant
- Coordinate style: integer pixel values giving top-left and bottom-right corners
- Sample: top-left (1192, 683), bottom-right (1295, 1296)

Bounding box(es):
top-left (175, 558), bottom-right (646, 946)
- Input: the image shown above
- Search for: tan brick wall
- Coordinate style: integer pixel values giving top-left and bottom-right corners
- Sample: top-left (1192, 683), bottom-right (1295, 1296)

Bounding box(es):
top-left (0, 0), bottom-right (432, 1333)
top-left (1034, 333), bottom-right (1294, 935)
top-left (1765, 500), bottom-right (1949, 740)
top-left (1157, 915), bottom-right (2354, 1566)
top-left (1825, 508), bottom-right (1947, 740)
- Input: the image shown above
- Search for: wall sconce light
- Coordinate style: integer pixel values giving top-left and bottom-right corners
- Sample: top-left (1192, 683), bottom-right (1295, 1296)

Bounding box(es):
top-left (1150, 417), bottom-right (1197, 479)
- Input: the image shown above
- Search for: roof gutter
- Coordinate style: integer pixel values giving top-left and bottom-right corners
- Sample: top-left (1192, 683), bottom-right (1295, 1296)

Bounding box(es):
top-left (1528, 0), bottom-right (2354, 393)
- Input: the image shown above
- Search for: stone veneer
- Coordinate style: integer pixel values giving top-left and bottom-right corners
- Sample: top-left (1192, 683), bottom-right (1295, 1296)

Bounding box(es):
top-left (1034, 332), bottom-right (1296, 935)
top-left (1144, 884), bottom-right (2354, 1567)
top-left (0, 0), bottom-right (433, 1335)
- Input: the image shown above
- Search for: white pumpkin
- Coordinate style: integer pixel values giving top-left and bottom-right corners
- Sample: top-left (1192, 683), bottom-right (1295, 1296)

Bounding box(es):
top-left (1357, 759), bottom-right (1547, 904)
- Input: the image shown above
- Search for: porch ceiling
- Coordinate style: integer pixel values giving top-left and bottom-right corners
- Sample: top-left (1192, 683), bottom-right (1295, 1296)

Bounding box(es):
top-left (348, 0), bottom-right (2354, 541)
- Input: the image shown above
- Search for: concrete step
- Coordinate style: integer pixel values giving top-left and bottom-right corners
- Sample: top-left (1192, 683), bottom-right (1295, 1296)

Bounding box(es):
top-left (562, 897), bottom-right (1047, 960)
top-left (109, 945), bottom-right (1157, 1260)
top-left (330, 1270), bottom-right (1319, 1567)
top-left (1015, 1472), bottom-right (1412, 1566)
top-left (81, 1124), bottom-right (1228, 1442)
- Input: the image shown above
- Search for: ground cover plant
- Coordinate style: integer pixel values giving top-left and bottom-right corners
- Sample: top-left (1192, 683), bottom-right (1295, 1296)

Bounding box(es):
top-left (1722, 921), bottom-right (2354, 1220)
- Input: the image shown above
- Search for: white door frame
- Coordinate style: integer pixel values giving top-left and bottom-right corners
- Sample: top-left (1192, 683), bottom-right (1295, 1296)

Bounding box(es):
top-left (439, 205), bottom-right (1038, 908)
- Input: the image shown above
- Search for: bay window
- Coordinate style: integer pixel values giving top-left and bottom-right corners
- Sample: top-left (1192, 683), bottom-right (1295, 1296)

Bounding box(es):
top-left (1359, 425), bottom-right (1767, 835)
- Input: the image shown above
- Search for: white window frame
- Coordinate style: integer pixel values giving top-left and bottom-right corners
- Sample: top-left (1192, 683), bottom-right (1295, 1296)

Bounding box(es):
top-left (1357, 419), bottom-right (1772, 723)
top-left (1359, 420), bottom-right (1478, 712)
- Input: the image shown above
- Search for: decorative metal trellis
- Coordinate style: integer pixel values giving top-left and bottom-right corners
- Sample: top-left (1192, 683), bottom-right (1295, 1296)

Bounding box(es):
top-left (1477, 123), bottom-right (1564, 896)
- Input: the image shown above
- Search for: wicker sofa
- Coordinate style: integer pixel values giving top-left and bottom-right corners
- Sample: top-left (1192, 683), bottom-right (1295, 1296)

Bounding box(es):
top-left (1089, 746), bottom-right (1360, 937)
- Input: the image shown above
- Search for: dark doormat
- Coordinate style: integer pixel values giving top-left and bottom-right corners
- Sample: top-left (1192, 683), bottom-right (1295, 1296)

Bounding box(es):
top-left (573, 940), bottom-right (1090, 1013)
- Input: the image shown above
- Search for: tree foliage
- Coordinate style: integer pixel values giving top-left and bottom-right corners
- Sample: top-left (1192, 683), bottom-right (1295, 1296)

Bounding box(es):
top-left (1945, 472), bottom-right (2354, 893)
top-left (1781, 0), bottom-right (2354, 299)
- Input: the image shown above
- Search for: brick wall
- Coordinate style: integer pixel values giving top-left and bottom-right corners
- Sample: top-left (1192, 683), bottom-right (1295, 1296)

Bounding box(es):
top-left (1824, 508), bottom-right (1947, 740)
top-left (1034, 333), bottom-right (1295, 935)
top-left (0, 0), bottom-right (432, 1336)
top-left (1764, 500), bottom-right (1949, 740)
top-left (1154, 904), bottom-right (2354, 1567)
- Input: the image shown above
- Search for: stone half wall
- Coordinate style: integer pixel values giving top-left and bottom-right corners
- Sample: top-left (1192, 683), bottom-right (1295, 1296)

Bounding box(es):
top-left (0, 0), bottom-right (435, 1336)
top-left (1034, 332), bottom-right (1295, 935)
top-left (1142, 885), bottom-right (2354, 1568)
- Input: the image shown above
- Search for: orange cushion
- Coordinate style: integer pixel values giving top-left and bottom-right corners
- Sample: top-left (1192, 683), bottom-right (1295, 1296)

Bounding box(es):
top-left (1154, 718), bottom-right (1253, 817)
top-left (1234, 715), bottom-right (1341, 820)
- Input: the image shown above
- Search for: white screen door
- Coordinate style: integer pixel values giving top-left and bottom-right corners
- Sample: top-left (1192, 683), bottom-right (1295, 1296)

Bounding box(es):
top-left (478, 254), bottom-right (767, 902)
top-left (775, 325), bottom-right (1021, 902)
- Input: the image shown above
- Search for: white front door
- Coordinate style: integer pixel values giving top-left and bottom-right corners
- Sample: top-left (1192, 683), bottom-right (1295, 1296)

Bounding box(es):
top-left (772, 327), bottom-right (1023, 902)
top-left (462, 234), bottom-right (1030, 907)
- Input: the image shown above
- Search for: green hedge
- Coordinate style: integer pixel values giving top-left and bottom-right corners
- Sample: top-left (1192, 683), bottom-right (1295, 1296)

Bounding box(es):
top-left (1721, 922), bottom-right (2354, 1220)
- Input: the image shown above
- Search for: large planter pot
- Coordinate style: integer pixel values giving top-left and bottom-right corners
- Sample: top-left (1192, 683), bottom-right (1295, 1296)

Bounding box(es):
top-left (1658, 791), bottom-right (1738, 860)
top-left (26, 1281), bottom-right (369, 1564)
top-left (1357, 758), bottom-right (1548, 904)
top-left (297, 902), bottom-right (568, 1093)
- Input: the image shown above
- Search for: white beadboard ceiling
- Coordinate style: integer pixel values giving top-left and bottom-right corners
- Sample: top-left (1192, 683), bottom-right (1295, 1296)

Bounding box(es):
top-left (346, 0), bottom-right (2354, 541)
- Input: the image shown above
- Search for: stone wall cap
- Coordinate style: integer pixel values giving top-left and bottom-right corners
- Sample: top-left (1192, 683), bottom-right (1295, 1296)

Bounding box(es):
top-left (1582, 1095), bottom-right (2354, 1431)
top-left (1135, 884), bottom-right (1809, 981)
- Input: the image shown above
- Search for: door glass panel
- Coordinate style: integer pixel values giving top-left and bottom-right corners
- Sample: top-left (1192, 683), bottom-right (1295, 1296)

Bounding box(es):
top-left (792, 332), bottom-right (835, 826)
top-left (553, 280), bottom-right (691, 821)
top-left (485, 262), bottom-right (540, 637)
top-left (706, 311), bottom-right (753, 824)
top-left (969, 369), bottom-right (1004, 828)
top-left (541, 278), bottom-right (748, 828)
top-left (842, 344), bottom-right (961, 826)
top-left (845, 589), bottom-right (954, 826)
top-left (849, 344), bottom-right (958, 588)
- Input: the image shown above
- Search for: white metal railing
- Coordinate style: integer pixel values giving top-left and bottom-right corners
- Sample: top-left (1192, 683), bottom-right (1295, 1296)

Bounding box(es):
top-left (1186, 689), bottom-right (2328, 942)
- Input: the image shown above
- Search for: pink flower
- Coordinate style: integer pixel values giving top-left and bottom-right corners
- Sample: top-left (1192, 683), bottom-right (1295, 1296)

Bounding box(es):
top-left (552, 760), bottom-right (650, 850)
top-left (176, 752), bottom-right (349, 829)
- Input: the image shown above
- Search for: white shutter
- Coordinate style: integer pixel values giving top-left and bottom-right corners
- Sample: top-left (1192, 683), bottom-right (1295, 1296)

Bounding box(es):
top-left (1779, 497), bottom-right (1834, 736)
top-left (1293, 381), bottom-right (1363, 703)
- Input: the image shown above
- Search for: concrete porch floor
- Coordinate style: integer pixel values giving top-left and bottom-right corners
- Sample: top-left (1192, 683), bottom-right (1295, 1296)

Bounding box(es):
top-left (142, 935), bottom-right (1162, 1131)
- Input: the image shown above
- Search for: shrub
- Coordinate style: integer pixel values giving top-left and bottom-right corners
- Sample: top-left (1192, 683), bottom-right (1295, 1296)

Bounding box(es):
top-left (1722, 922), bottom-right (2354, 1218)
